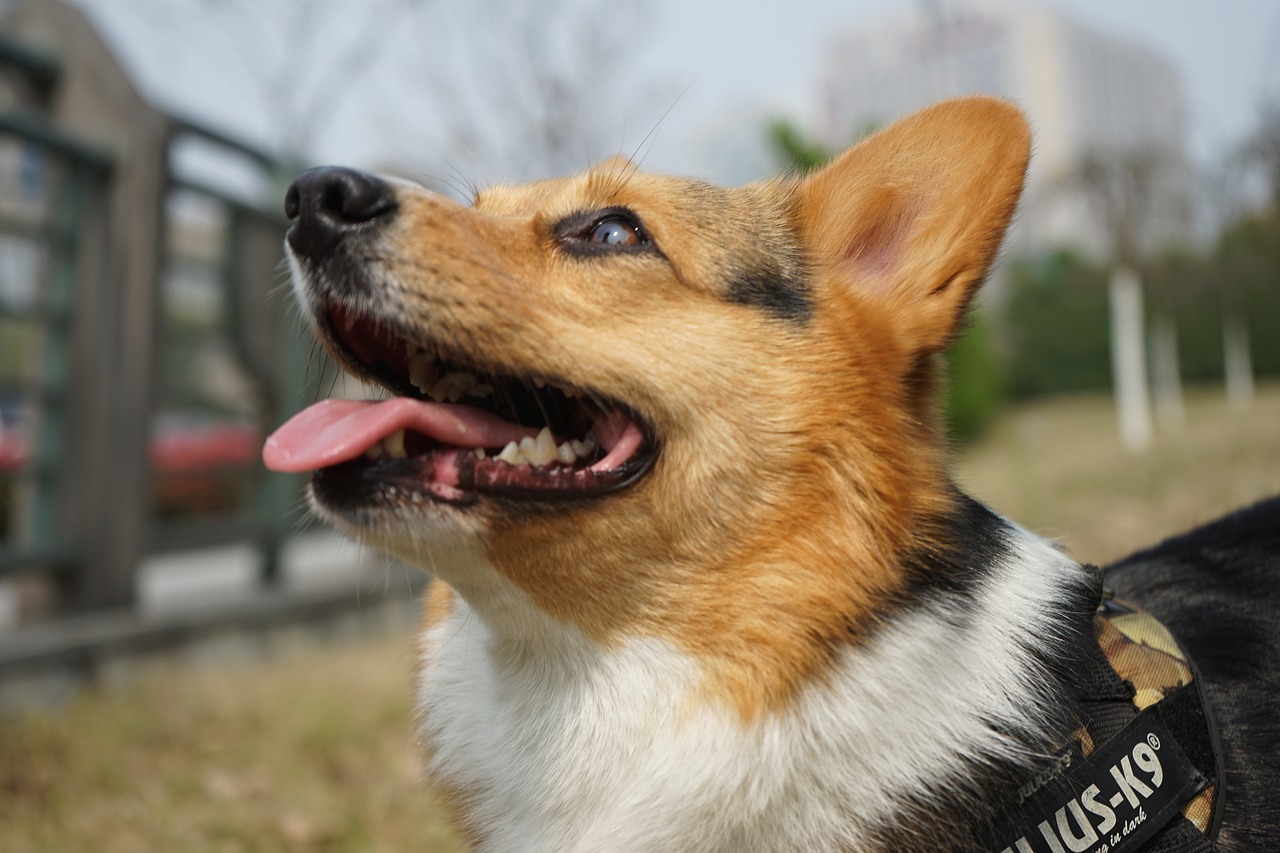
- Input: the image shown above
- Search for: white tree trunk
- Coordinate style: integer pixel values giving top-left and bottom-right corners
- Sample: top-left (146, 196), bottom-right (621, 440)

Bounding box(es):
top-left (1150, 309), bottom-right (1185, 430)
top-left (1109, 266), bottom-right (1152, 451)
top-left (1223, 312), bottom-right (1255, 410)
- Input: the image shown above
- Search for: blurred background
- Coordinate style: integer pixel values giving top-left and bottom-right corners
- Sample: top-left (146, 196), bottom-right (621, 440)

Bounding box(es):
top-left (0, 0), bottom-right (1277, 849)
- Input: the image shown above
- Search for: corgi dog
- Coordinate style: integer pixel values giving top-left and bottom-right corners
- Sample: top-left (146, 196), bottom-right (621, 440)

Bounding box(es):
top-left (264, 97), bottom-right (1279, 852)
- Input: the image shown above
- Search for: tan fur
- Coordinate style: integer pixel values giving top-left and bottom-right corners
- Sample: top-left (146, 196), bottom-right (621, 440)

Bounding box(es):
top-left (375, 97), bottom-right (1031, 718)
top-left (422, 577), bottom-right (456, 628)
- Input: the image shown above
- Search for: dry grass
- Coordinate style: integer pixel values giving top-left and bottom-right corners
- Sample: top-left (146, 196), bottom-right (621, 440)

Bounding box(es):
top-left (957, 383), bottom-right (1280, 564)
top-left (0, 634), bottom-right (467, 853)
top-left (1, 385), bottom-right (1277, 851)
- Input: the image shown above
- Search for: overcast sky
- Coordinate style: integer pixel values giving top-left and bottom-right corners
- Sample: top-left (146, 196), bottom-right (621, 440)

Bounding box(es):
top-left (643, 0), bottom-right (1278, 167)
top-left (72, 0), bottom-right (1280, 183)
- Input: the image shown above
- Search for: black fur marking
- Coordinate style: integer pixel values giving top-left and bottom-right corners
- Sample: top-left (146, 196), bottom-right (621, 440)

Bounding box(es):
top-left (899, 491), bottom-right (1103, 750)
top-left (803, 490), bottom-right (1003, 671)
top-left (1104, 495), bottom-right (1280, 850)
top-left (725, 262), bottom-right (812, 323)
top-left (897, 489), bottom-right (1010, 603)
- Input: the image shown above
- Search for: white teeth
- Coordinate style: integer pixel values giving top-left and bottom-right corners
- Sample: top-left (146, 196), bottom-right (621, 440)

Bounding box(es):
top-left (517, 435), bottom-right (540, 464)
top-left (569, 431), bottom-right (597, 459)
top-left (514, 429), bottom-right (558, 467)
top-left (384, 429), bottom-right (407, 459)
top-left (408, 351), bottom-right (436, 392)
top-left (365, 429), bottom-right (409, 460)
top-left (529, 427), bottom-right (559, 466)
top-left (427, 377), bottom-right (452, 402)
top-left (474, 448), bottom-right (486, 460)
top-left (490, 426), bottom-right (600, 467)
top-left (424, 370), bottom-right (490, 402)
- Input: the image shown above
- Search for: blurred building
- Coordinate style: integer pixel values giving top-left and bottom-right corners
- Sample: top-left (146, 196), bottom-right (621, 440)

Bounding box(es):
top-left (818, 0), bottom-right (1191, 260)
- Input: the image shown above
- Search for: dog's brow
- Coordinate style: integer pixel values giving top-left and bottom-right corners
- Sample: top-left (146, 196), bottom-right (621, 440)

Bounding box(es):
top-left (726, 261), bottom-right (812, 324)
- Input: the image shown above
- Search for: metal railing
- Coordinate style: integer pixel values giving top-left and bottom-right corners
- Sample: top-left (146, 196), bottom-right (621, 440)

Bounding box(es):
top-left (148, 130), bottom-right (314, 582)
top-left (0, 34), bottom-right (321, 619)
top-left (0, 109), bottom-right (112, 582)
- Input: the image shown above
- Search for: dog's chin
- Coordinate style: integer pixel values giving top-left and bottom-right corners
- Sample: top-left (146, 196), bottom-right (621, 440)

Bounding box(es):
top-left (307, 477), bottom-right (491, 551)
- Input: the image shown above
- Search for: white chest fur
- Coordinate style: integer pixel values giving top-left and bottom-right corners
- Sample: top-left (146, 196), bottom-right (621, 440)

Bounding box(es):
top-left (416, 532), bottom-right (1085, 852)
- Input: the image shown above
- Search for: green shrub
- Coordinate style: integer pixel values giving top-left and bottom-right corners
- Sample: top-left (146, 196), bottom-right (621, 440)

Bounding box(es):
top-left (944, 311), bottom-right (1004, 443)
top-left (1003, 251), bottom-right (1112, 399)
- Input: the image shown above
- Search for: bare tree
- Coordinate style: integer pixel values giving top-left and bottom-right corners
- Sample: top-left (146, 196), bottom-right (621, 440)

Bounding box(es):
top-left (1147, 178), bottom-right (1194, 432)
top-left (1240, 101), bottom-right (1280, 208)
top-left (382, 0), bottom-right (666, 188)
top-left (1070, 145), bottom-right (1187, 450)
top-left (1218, 248), bottom-right (1257, 411)
top-left (1213, 99), bottom-right (1280, 409)
top-left (195, 0), bottom-right (427, 170)
top-left (136, 0), bottom-right (668, 213)
top-left (1202, 157), bottom-right (1258, 410)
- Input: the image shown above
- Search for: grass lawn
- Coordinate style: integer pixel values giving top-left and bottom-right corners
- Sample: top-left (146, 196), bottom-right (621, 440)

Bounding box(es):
top-left (2, 384), bottom-right (1277, 851)
top-left (957, 383), bottom-right (1280, 564)
top-left (0, 632), bottom-right (466, 853)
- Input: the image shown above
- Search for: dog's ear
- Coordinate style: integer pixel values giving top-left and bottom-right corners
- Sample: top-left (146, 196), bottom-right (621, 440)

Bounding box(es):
top-left (798, 96), bottom-right (1030, 353)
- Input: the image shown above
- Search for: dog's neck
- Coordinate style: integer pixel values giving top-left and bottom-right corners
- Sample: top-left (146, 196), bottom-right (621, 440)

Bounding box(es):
top-left (414, 497), bottom-right (1096, 852)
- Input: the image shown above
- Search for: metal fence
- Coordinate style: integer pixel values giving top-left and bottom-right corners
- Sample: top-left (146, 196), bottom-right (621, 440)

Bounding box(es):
top-left (0, 36), bottom-right (317, 622)
top-left (148, 123), bottom-right (313, 580)
top-left (0, 109), bottom-right (111, 585)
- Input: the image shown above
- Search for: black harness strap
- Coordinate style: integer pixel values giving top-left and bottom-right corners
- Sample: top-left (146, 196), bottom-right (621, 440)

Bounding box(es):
top-left (986, 568), bottom-right (1221, 853)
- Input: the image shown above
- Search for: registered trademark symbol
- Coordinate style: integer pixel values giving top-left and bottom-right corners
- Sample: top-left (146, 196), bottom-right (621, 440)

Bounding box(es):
top-left (1148, 733), bottom-right (1161, 750)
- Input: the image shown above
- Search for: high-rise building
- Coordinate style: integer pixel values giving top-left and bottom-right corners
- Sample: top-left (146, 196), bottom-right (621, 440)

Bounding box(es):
top-left (819, 0), bottom-right (1190, 258)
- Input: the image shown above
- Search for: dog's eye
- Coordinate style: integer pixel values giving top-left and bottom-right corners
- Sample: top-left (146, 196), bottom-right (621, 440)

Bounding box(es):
top-left (587, 216), bottom-right (642, 247)
top-left (555, 207), bottom-right (658, 257)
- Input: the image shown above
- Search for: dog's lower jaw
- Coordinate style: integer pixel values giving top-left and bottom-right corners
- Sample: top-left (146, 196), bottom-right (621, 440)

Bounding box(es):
top-left (306, 470), bottom-right (498, 552)
top-left (415, 523), bottom-right (1094, 853)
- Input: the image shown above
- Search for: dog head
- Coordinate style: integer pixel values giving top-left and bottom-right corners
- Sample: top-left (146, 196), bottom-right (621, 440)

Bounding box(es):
top-left (265, 96), bottom-right (1030, 709)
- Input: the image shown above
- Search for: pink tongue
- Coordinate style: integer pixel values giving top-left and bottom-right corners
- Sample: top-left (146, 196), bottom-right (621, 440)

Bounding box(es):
top-left (262, 398), bottom-right (539, 473)
top-left (589, 408), bottom-right (645, 472)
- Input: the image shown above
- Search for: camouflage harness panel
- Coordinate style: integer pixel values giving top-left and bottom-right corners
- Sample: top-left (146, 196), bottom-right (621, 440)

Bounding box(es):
top-left (1093, 600), bottom-right (1216, 836)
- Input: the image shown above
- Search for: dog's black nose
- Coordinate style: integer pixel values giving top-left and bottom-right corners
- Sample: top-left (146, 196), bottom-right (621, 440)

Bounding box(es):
top-left (284, 166), bottom-right (397, 259)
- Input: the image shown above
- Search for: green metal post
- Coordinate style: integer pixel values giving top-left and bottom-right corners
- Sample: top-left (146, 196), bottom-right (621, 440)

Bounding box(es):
top-left (26, 158), bottom-right (86, 554)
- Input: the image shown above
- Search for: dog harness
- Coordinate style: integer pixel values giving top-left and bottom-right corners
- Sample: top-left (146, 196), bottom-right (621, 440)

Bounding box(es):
top-left (988, 568), bottom-right (1223, 853)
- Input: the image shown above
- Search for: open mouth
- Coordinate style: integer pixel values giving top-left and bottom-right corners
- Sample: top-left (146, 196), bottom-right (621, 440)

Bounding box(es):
top-left (263, 303), bottom-right (658, 505)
